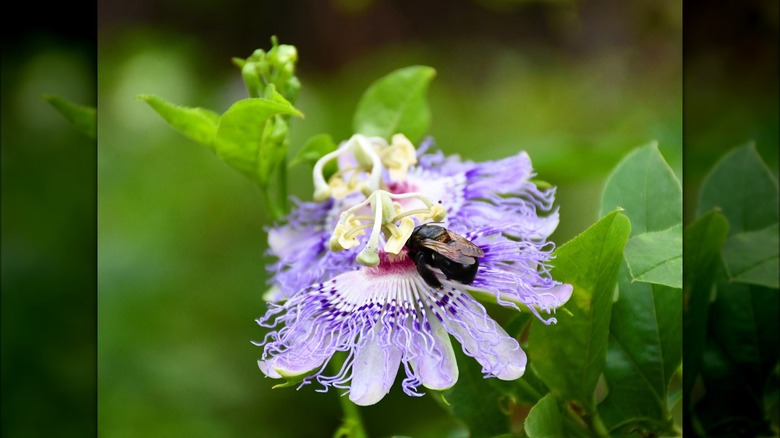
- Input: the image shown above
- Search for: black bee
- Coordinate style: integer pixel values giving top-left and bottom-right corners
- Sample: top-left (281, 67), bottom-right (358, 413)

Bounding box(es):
top-left (404, 224), bottom-right (485, 289)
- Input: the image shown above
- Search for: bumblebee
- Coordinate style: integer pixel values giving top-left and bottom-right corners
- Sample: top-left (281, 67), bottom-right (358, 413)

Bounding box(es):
top-left (404, 224), bottom-right (485, 289)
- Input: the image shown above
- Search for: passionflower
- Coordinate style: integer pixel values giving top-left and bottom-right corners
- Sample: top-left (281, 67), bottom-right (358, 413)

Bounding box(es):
top-left (255, 134), bottom-right (572, 405)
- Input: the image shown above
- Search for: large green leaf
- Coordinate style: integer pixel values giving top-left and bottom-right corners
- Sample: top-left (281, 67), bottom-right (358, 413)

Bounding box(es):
top-left (138, 94), bottom-right (220, 147)
top-left (595, 142), bottom-right (683, 435)
top-left (43, 95), bottom-right (96, 139)
top-left (697, 143), bottom-right (779, 235)
top-left (597, 265), bottom-right (681, 436)
top-left (681, 211), bottom-right (729, 402)
top-left (525, 394), bottom-right (564, 438)
top-left (528, 211), bottom-right (631, 413)
top-left (213, 97), bottom-right (302, 185)
top-left (721, 223), bottom-right (779, 288)
top-left (599, 142), bottom-right (681, 235)
top-left (624, 224), bottom-right (682, 288)
top-left (353, 66), bottom-right (436, 143)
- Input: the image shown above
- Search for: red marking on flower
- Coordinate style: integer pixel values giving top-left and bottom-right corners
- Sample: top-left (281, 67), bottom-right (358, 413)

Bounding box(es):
top-left (365, 249), bottom-right (416, 277)
top-left (387, 180), bottom-right (418, 195)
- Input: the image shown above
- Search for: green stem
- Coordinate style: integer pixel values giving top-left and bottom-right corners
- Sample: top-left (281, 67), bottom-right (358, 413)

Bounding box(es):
top-left (329, 354), bottom-right (368, 438)
top-left (514, 375), bottom-right (545, 402)
top-left (262, 185), bottom-right (285, 222)
top-left (333, 392), bottom-right (368, 438)
top-left (261, 155), bottom-right (290, 222)
top-left (589, 410), bottom-right (611, 438)
top-left (276, 153), bottom-right (289, 216)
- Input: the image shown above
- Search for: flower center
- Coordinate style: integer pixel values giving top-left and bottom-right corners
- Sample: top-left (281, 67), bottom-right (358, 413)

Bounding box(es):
top-left (329, 189), bottom-right (446, 267)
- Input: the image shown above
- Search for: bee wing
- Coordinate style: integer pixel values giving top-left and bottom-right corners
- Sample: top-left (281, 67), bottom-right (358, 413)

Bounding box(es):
top-left (419, 235), bottom-right (484, 265)
top-left (445, 230), bottom-right (485, 257)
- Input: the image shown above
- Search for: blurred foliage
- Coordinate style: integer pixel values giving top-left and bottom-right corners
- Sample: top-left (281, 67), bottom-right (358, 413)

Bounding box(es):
top-left (684, 145), bottom-right (779, 437)
top-left (1, 37), bottom-right (96, 436)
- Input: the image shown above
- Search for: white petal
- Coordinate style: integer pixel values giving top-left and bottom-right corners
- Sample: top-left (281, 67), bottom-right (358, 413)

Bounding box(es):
top-left (414, 312), bottom-right (459, 390)
top-left (260, 328), bottom-right (335, 379)
top-left (542, 283), bottom-right (573, 309)
top-left (267, 228), bottom-right (298, 257)
top-left (527, 210), bottom-right (560, 239)
top-left (442, 298), bottom-right (526, 380)
top-left (257, 359), bottom-right (282, 378)
top-left (349, 336), bottom-right (402, 406)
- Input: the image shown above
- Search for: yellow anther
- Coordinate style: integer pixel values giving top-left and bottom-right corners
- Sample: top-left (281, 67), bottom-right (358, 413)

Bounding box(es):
top-left (330, 223), bottom-right (359, 251)
top-left (420, 204), bottom-right (447, 222)
top-left (328, 177), bottom-right (351, 200)
top-left (383, 217), bottom-right (415, 254)
top-left (382, 134), bottom-right (418, 181)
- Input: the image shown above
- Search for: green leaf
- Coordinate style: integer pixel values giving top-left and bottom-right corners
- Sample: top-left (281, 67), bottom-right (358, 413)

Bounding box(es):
top-left (623, 224), bottom-right (682, 288)
top-left (594, 143), bottom-right (683, 434)
top-left (528, 210), bottom-right (631, 412)
top-left (697, 142), bottom-right (779, 235)
top-left (687, 143), bottom-right (779, 436)
top-left (292, 133), bottom-right (338, 167)
top-left (353, 66), bottom-right (436, 143)
top-left (525, 394), bottom-right (565, 438)
top-left (693, 278), bottom-right (779, 436)
top-left (681, 211), bottom-right (729, 405)
top-left (213, 97), bottom-right (302, 185)
top-left (597, 265), bottom-right (680, 436)
top-left (722, 223), bottom-right (779, 288)
top-left (43, 95), bottom-right (96, 139)
top-left (599, 142), bottom-right (681, 234)
top-left (440, 346), bottom-right (510, 438)
top-left (137, 94), bottom-right (220, 147)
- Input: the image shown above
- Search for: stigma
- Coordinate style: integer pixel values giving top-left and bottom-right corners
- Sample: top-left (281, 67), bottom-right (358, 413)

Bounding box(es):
top-left (312, 134), bottom-right (418, 201)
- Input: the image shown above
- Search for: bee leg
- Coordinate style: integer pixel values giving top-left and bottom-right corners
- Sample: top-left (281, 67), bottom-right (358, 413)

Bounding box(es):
top-left (415, 252), bottom-right (443, 289)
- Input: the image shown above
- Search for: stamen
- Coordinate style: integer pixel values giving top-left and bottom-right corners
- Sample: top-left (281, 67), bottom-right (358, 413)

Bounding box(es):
top-left (356, 191), bottom-right (386, 267)
top-left (344, 223), bottom-right (374, 240)
top-left (380, 134), bottom-right (418, 180)
top-left (313, 144), bottom-right (350, 201)
top-left (329, 189), bottom-right (448, 265)
top-left (312, 135), bottom-right (387, 201)
top-left (353, 135), bottom-right (384, 196)
top-left (311, 134), bottom-right (421, 201)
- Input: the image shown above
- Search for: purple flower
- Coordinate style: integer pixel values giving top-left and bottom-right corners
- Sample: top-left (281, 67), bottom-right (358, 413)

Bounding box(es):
top-left (255, 134), bottom-right (572, 405)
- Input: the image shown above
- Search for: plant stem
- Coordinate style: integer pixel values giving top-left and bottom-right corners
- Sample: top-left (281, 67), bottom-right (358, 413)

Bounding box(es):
top-left (333, 392), bottom-right (368, 438)
top-left (514, 375), bottom-right (545, 402)
top-left (329, 354), bottom-right (368, 438)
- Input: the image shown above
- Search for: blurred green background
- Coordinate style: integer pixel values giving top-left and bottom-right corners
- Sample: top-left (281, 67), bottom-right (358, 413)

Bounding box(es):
top-left (97, 3), bottom-right (682, 436)
top-left (2, 0), bottom-right (777, 437)
top-left (2, 26), bottom-right (95, 437)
